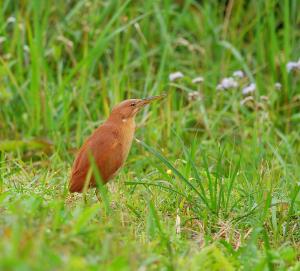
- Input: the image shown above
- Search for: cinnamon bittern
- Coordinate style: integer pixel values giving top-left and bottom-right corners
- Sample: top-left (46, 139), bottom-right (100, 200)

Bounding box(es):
top-left (69, 94), bottom-right (165, 193)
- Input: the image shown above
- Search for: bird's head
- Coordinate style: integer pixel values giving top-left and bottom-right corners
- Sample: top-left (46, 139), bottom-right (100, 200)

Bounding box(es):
top-left (110, 94), bottom-right (166, 122)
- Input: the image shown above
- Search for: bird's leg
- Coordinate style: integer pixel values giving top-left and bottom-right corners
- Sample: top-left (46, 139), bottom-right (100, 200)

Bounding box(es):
top-left (95, 188), bottom-right (112, 216)
top-left (95, 189), bottom-right (102, 203)
top-left (83, 192), bottom-right (88, 205)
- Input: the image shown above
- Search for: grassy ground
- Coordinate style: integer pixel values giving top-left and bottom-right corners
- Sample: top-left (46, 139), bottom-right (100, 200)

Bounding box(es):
top-left (0, 0), bottom-right (300, 270)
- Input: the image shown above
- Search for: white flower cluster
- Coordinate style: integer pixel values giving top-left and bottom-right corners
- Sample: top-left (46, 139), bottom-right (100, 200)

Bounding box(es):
top-left (168, 67), bottom-right (285, 103)
top-left (216, 70), bottom-right (258, 96)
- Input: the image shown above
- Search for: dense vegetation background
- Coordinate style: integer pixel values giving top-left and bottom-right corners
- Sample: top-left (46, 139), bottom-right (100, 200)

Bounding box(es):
top-left (0, 0), bottom-right (299, 270)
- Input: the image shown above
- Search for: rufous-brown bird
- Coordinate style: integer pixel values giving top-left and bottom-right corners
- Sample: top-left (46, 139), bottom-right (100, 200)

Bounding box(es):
top-left (69, 94), bottom-right (165, 193)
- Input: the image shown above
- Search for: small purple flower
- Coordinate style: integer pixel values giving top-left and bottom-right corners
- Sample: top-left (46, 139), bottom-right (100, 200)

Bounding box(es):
top-left (286, 60), bottom-right (300, 73)
top-left (192, 76), bottom-right (204, 84)
top-left (216, 77), bottom-right (238, 91)
top-left (169, 71), bottom-right (184, 82)
top-left (275, 82), bottom-right (282, 90)
top-left (233, 70), bottom-right (244, 78)
top-left (23, 45), bottom-right (30, 53)
top-left (7, 16), bottom-right (16, 24)
top-left (242, 83), bottom-right (256, 96)
top-left (0, 36), bottom-right (6, 44)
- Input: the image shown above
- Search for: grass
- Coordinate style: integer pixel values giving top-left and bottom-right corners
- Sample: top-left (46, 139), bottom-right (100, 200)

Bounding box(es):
top-left (0, 0), bottom-right (300, 270)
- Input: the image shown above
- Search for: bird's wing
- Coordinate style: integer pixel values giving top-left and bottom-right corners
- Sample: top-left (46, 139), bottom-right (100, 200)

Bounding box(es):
top-left (69, 124), bottom-right (123, 192)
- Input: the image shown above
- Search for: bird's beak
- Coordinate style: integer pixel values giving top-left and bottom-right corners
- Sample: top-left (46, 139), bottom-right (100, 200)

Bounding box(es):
top-left (138, 94), bottom-right (166, 107)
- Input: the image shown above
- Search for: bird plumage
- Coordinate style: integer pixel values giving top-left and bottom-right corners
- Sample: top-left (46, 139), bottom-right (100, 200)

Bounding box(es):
top-left (69, 119), bottom-right (135, 192)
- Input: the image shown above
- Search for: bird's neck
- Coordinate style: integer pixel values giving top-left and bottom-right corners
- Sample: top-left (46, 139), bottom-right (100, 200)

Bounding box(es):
top-left (107, 114), bottom-right (136, 129)
top-left (106, 115), bottom-right (136, 152)
top-left (121, 118), bottom-right (136, 134)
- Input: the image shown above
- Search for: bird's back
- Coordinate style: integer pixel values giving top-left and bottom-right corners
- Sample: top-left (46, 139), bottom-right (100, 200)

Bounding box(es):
top-left (69, 119), bottom-right (135, 192)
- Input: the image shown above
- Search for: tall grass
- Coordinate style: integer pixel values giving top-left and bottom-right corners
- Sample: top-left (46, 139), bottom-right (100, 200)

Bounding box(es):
top-left (0, 0), bottom-right (300, 270)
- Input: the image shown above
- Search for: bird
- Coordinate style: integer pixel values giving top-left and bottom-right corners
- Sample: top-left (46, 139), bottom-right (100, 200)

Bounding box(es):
top-left (69, 94), bottom-right (166, 193)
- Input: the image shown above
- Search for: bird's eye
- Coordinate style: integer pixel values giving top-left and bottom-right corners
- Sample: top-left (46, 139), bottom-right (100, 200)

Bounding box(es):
top-left (130, 103), bottom-right (136, 107)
